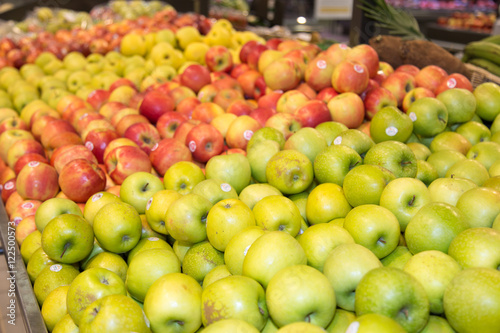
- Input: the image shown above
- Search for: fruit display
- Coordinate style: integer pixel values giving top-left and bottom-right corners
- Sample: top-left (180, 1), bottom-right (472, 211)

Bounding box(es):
top-left (437, 11), bottom-right (497, 33)
top-left (0, 3), bottom-right (500, 333)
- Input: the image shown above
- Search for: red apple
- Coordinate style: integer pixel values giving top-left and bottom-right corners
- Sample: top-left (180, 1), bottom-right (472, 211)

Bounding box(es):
top-left (237, 69), bottom-right (262, 99)
top-left (381, 72), bottom-right (416, 107)
top-left (0, 116), bottom-right (28, 135)
top-left (327, 92), bottom-right (365, 129)
top-left (257, 91), bottom-right (283, 110)
top-left (331, 60), bottom-right (369, 95)
top-left (205, 45), bottom-right (233, 73)
top-left (168, 86), bottom-right (197, 107)
top-left (265, 113), bottom-right (302, 139)
top-left (364, 87), bottom-right (398, 120)
top-left (50, 144), bottom-right (98, 174)
top-left (124, 122), bottom-right (161, 155)
top-left (294, 99), bottom-right (332, 127)
top-left (176, 96), bottom-right (201, 119)
top-left (109, 78), bottom-right (138, 92)
top-left (191, 102), bottom-right (225, 123)
top-left (230, 63), bottom-right (251, 79)
top-left (58, 158), bottom-right (106, 203)
top-left (316, 87), bottom-right (339, 104)
top-left (305, 51), bottom-right (336, 92)
top-left (213, 88), bottom-right (244, 110)
top-left (180, 64), bottom-right (211, 93)
top-left (40, 119), bottom-right (78, 149)
top-left (265, 38), bottom-right (283, 50)
top-left (325, 43), bottom-right (351, 67)
top-left (102, 138), bottom-right (138, 162)
top-left (296, 82), bottom-right (317, 100)
top-left (74, 112), bottom-right (106, 134)
top-left (239, 40), bottom-right (262, 63)
top-left (16, 161), bottom-right (59, 201)
top-left (149, 138), bottom-right (193, 175)
top-left (414, 65), bottom-right (448, 93)
top-left (84, 128), bottom-right (120, 164)
top-left (115, 114), bottom-right (150, 137)
top-left (173, 120), bottom-right (199, 144)
top-left (110, 108), bottom-right (139, 128)
top-left (1, 178), bottom-right (16, 203)
top-left (139, 90), bottom-right (175, 124)
top-left (14, 153), bottom-right (48, 176)
top-left (401, 87), bottom-right (435, 112)
top-left (226, 100), bottom-right (256, 117)
top-left (249, 107), bottom-right (276, 127)
top-left (185, 123), bottom-right (224, 162)
top-left (395, 64), bottom-right (420, 77)
top-left (263, 58), bottom-right (302, 91)
top-left (6, 138), bottom-right (45, 170)
top-left (345, 44), bottom-right (380, 78)
top-left (87, 89), bottom-right (110, 110)
top-left (104, 145), bottom-right (152, 185)
top-left (434, 73), bottom-right (473, 95)
top-left (225, 115), bottom-right (262, 150)
top-left (247, 44), bottom-right (270, 70)
top-left (99, 101), bottom-right (128, 120)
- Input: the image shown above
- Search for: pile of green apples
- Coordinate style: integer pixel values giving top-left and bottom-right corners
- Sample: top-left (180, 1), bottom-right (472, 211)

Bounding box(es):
top-left (0, 14), bottom-right (499, 333)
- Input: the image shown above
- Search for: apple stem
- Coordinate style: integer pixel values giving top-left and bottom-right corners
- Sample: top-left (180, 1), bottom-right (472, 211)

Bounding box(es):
top-left (350, 161), bottom-right (360, 170)
top-left (142, 182), bottom-right (149, 192)
top-left (60, 242), bottom-right (70, 259)
top-left (401, 161), bottom-right (412, 166)
top-left (305, 313), bottom-right (312, 323)
top-left (408, 195), bottom-right (416, 206)
top-left (400, 307), bottom-right (409, 319)
top-left (377, 237), bottom-right (386, 245)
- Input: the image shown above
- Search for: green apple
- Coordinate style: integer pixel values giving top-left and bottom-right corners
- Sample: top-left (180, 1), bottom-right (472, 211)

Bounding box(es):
top-left (306, 183), bottom-right (352, 224)
top-left (79, 294), bottom-right (150, 332)
top-left (379, 177), bottom-right (431, 231)
top-left (325, 309), bottom-right (356, 333)
top-left (83, 191), bottom-right (122, 226)
top-left (277, 322), bottom-right (327, 332)
top-left (483, 175), bottom-right (500, 192)
top-left (66, 70), bottom-right (92, 93)
top-left (323, 243), bottom-right (382, 311)
top-left (27, 247), bottom-right (57, 283)
top-left (266, 265), bottom-right (335, 328)
top-left (429, 132), bottom-right (472, 156)
top-left (288, 192), bottom-right (309, 224)
top-left (343, 204), bottom-right (400, 259)
top-left (406, 97), bottom-right (448, 137)
top-left (405, 202), bottom-right (469, 254)
top-left (447, 227), bottom-right (500, 269)
top-left (315, 121), bottom-right (349, 146)
top-left (85, 252), bottom-right (128, 282)
top-left (427, 176), bottom-right (477, 206)
top-left (52, 313), bottom-right (78, 333)
top-left (406, 142), bottom-right (431, 161)
top-left (202, 264), bottom-right (232, 289)
top-left (364, 140), bottom-right (418, 178)
top-left (253, 195), bottom-right (301, 236)
top-left (224, 226), bottom-right (267, 276)
top-left (165, 193), bottom-right (213, 244)
top-left (415, 160), bottom-right (439, 186)
top-left (247, 139), bottom-right (281, 183)
top-left (41, 214), bottom-right (94, 264)
top-left (473, 82), bottom-right (500, 121)
top-left (261, 317), bottom-right (279, 333)
top-left (455, 120), bottom-right (491, 145)
top-left (144, 189), bottom-right (181, 235)
top-left (79, 239), bottom-right (105, 270)
top-left (202, 319), bottom-right (260, 332)
top-left (20, 230), bottom-right (41, 264)
top-left (443, 267), bottom-right (500, 332)
top-left (202, 275), bottom-right (268, 330)
top-left (355, 267), bottom-right (430, 333)
top-left (466, 141), bottom-right (500, 170)
top-left (93, 202), bottom-right (142, 254)
top-left (283, 127), bottom-right (327, 164)
top-left (437, 88), bottom-right (476, 125)
top-left (205, 153), bottom-right (251, 194)
top-left (380, 246), bottom-right (413, 269)
top-left (126, 248), bottom-right (181, 302)
top-left (445, 159), bottom-right (489, 186)
top-left (246, 126), bottom-right (286, 151)
top-left (120, 171), bottom-right (165, 214)
top-left (265, 149), bottom-right (314, 195)
top-left (40, 285), bottom-right (69, 332)
top-left (238, 183), bottom-right (282, 210)
top-left (63, 51), bottom-right (88, 71)
top-left (333, 128), bottom-right (374, 158)
top-left (342, 164), bottom-right (395, 207)
top-left (33, 263), bottom-right (79, 306)
top-left (67, 267), bottom-right (127, 326)
top-left (370, 106), bottom-right (413, 143)
top-left (206, 198), bottom-right (256, 251)
top-left (127, 236), bottom-right (173, 264)
top-left (419, 315), bottom-right (455, 333)
top-left (403, 250), bottom-right (461, 315)
top-left (182, 241), bottom-right (224, 284)
top-left (345, 313), bottom-right (406, 333)
top-left (427, 149), bottom-right (467, 178)
top-left (490, 160), bottom-right (500, 176)
top-left (162, 161), bottom-right (205, 195)
top-left (298, 222), bottom-right (354, 272)
top-left (34, 197), bottom-right (83, 233)
top-left (191, 178), bottom-right (239, 205)
top-left (242, 231), bottom-right (307, 288)
top-left (172, 240), bottom-right (191, 265)
top-left (456, 187), bottom-right (500, 228)
top-left (313, 144), bottom-right (362, 186)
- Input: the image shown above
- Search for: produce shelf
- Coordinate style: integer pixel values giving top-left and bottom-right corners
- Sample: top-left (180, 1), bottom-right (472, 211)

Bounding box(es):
top-left (0, 203), bottom-right (47, 333)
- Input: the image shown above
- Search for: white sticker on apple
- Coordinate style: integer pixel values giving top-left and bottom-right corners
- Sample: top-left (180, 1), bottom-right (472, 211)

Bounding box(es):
top-left (354, 64), bottom-right (365, 74)
top-left (146, 197), bottom-right (153, 211)
top-left (151, 143), bottom-right (159, 152)
top-left (243, 130), bottom-right (254, 141)
top-left (22, 202), bottom-right (34, 209)
top-left (345, 321), bottom-right (360, 333)
top-left (317, 60), bottom-right (327, 69)
top-left (4, 181), bottom-right (14, 191)
top-left (50, 264), bottom-right (63, 272)
top-left (333, 136), bottom-right (342, 145)
top-left (409, 112), bottom-right (417, 122)
top-left (339, 43), bottom-right (349, 49)
top-left (221, 183), bottom-right (232, 192)
top-left (92, 193), bottom-right (103, 202)
top-left (28, 161), bottom-right (39, 168)
top-left (385, 126), bottom-right (398, 136)
top-left (13, 217), bottom-right (22, 226)
top-left (148, 237), bottom-right (159, 241)
top-left (79, 113), bottom-right (89, 121)
top-left (85, 141), bottom-right (94, 151)
top-left (447, 78), bottom-right (457, 88)
top-left (188, 140), bottom-right (197, 152)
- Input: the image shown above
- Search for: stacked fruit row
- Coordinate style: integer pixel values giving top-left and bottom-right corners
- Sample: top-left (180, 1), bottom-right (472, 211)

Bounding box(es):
top-left (0, 15), bottom-right (499, 333)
